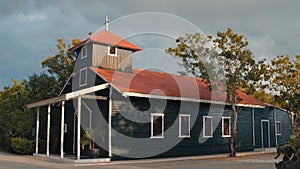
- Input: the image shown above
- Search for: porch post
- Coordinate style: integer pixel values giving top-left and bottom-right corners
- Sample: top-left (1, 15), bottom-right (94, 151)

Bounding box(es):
top-left (73, 112), bottom-right (76, 154)
top-left (108, 87), bottom-right (112, 157)
top-left (274, 107), bottom-right (278, 146)
top-left (35, 107), bottom-right (40, 154)
top-left (46, 105), bottom-right (51, 156)
top-left (77, 97), bottom-right (81, 160)
top-left (60, 101), bottom-right (65, 158)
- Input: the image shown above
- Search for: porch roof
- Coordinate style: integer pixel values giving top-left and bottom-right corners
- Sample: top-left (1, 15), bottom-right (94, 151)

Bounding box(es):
top-left (25, 95), bottom-right (66, 108)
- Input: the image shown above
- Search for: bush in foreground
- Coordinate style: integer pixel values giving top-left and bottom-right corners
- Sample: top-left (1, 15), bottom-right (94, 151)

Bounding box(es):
top-left (10, 137), bottom-right (34, 155)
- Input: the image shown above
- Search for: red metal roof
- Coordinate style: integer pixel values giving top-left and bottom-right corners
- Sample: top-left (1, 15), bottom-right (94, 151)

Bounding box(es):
top-left (92, 67), bottom-right (267, 107)
top-left (69, 30), bottom-right (142, 51)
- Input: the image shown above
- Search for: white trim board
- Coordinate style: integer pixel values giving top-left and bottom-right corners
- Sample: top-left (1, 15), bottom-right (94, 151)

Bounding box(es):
top-left (261, 120), bottom-right (270, 148)
top-left (122, 92), bottom-right (265, 108)
top-left (66, 83), bottom-right (109, 100)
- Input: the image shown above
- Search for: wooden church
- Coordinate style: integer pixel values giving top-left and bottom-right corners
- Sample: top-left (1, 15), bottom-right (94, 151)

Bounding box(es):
top-left (26, 18), bottom-right (293, 162)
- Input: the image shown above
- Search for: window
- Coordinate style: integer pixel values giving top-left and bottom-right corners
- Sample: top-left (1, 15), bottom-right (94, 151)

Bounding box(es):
top-left (222, 117), bottom-right (231, 137)
top-left (203, 116), bottom-right (213, 138)
top-left (79, 68), bottom-right (87, 86)
top-left (108, 46), bottom-right (117, 56)
top-left (179, 114), bottom-right (190, 138)
top-left (81, 46), bottom-right (87, 59)
top-left (276, 121), bottom-right (281, 135)
top-left (151, 114), bottom-right (164, 138)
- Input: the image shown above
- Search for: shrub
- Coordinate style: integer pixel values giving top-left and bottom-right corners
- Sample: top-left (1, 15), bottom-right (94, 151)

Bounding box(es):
top-left (10, 137), bottom-right (34, 155)
top-left (275, 135), bottom-right (300, 169)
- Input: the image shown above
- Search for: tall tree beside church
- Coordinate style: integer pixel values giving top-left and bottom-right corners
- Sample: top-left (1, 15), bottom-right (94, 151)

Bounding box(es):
top-left (42, 38), bottom-right (81, 89)
top-left (269, 55), bottom-right (300, 132)
top-left (167, 28), bottom-right (259, 157)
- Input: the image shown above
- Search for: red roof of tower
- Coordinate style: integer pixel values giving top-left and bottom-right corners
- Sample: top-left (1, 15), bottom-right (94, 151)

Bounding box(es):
top-left (69, 30), bottom-right (142, 51)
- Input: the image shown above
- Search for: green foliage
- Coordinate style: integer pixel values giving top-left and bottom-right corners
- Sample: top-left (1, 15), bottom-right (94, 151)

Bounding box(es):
top-left (270, 55), bottom-right (300, 116)
top-left (0, 37), bottom-right (81, 153)
top-left (41, 38), bottom-right (81, 88)
top-left (167, 28), bottom-right (262, 157)
top-left (0, 79), bottom-right (35, 151)
top-left (80, 129), bottom-right (104, 150)
top-left (25, 72), bottom-right (61, 100)
top-left (166, 32), bottom-right (219, 81)
top-left (10, 137), bottom-right (34, 155)
top-left (275, 136), bottom-right (300, 169)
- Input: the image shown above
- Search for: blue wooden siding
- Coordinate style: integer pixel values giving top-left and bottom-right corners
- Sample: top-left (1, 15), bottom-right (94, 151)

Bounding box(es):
top-left (254, 107), bottom-right (292, 148)
top-left (110, 93), bottom-right (262, 160)
top-left (275, 108), bottom-right (292, 146)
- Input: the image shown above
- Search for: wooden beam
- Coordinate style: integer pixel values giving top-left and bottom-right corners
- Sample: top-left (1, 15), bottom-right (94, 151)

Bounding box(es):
top-left (79, 95), bottom-right (107, 100)
top-left (66, 83), bottom-right (109, 100)
top-left (26, 95), bottom-right (66, 108)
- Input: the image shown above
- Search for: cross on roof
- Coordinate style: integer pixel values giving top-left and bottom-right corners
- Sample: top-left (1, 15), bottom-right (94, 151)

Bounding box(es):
top-left (105, 16), bottom-right (109, 31)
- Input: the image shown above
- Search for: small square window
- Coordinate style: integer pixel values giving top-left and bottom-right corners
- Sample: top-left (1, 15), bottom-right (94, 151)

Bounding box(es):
top-left (276, 121), bottom-right (281, 135)
top-left (81, 46), bottom-right (87, 59)
top-left (179, 114), bottom-right (190, 138)
top-left (203, 116), bottom-right (213, 138)
top-left (79, 68), bottom-right (87, 86)
top-left (222, 117), bottom-right (231, 137)
top-left (151, 114), bottom-right (164, 138)
top-left (108, 46), bottom-right (117, 56)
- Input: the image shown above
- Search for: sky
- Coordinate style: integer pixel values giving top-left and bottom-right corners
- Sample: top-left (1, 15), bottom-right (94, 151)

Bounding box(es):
top-left (0, 0), bottom-right (300, 89)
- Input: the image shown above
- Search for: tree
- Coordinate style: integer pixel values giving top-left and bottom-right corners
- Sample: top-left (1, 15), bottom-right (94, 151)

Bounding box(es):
top-left (41, 38), bottom-right (81, 88)
top-left (25, 72), bottom-right (61, 101)
top-left (167, 28), bottom-right (260, 157)
top-left (0, 79), bottom-right (34, 151)
top-left (269, 55), bottom-right (300, 133)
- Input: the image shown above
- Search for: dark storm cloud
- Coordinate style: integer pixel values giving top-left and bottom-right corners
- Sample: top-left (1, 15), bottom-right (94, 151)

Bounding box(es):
top-left (0, 0), bottom-right (299, 88)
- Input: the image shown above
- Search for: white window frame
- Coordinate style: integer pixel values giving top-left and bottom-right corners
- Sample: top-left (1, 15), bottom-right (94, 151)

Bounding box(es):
top-left (222, 116), bottom-right (231, 137)
top-left (81, 46), bottom-right (87, 59)
top-left (179, 114), bottom-right (191, 138)
top-left (151, 113), bottom-right (164, 139)
top-left (276, 121), bottom-right (281, 136)
top-left (107, 46), bottom-right (118, 56)
top-left (79, 68), bottom-right (87, 87)
top-left (203, 116), bottom-right (213, 138)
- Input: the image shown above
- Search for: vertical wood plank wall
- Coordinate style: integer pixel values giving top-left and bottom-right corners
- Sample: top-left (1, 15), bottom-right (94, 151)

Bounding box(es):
top-left (92, 44), bottom-right (132, 71)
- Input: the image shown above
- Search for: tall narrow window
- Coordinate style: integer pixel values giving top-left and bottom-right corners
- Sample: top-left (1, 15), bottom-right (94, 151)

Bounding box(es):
top-left (276, 121), bottom-right (281, 135)
top-left (203, 116), bottom-right (213, 138)
top-left (222, 117), bottom-right (231, 137)
top-left (179, 114), bottom-right (190, 138)
top-left (108, 46), bottom-right (117, 56)
top-left (81, 46), bottom-right (87, 59)
top-left (151, 114), bottom-right (164, 138)
top-left (79, 68), bottom-right (87, 86)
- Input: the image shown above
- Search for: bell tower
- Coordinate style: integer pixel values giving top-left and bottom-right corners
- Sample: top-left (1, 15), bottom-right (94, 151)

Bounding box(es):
top-left (69, 16), bottom-right (142, 73)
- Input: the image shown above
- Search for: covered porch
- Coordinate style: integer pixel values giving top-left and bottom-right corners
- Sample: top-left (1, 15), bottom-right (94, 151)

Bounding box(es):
top-left (25, 83), bottom-right (112, 163)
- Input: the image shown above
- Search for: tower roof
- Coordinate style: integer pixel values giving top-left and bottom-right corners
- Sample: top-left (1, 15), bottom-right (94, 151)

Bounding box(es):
top-left (69, 30), bottom-right (142, 51)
